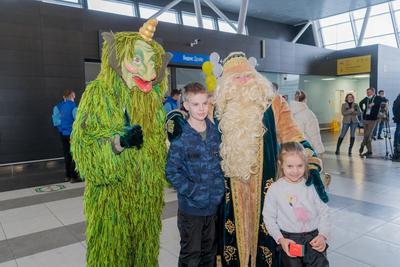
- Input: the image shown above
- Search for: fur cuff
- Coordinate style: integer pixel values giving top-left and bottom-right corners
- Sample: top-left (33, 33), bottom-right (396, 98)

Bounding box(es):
top-left (111, 134), bottom-right (125, 154)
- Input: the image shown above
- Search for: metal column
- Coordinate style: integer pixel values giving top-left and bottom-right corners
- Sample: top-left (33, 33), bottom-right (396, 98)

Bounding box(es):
top-left (311, 20), bottom-right (322, 47)
top-left (389, 1), bottom-right (400, 48)
top-left (292, 21), bottom-right (312, 43)
top-left (149, 0), bottom-right (182, 20)
top-left (193, 0), bottom-right (203, 28)
top-left (357, 7), bottom-right (371, 46)
top-left (237, 0), bottom-right (249, 34)
top-left (202, 0), bottom-right (238, 32)
top-left (349, 12), bottom-right (359, 45)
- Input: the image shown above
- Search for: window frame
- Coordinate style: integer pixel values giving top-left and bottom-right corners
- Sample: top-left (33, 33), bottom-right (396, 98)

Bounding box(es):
top-left (181, 11), bottom-right (216, 30)
top-left (320, 2), bottom-right (400, 49)
top-left (138, 3), bottom-right (179, 24)
top-left (87, 0), bottom-right (136, 17)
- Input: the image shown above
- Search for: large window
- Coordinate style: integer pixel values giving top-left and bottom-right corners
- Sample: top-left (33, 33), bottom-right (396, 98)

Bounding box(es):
top-left (181, 12), bottom-right (215, 30)
top-left (87, 0), bottom-right (135, 17)
top-left (363, 34), bottom-right (397, 47)
top-left (325, 41), bottom-right (356, 50)
top-left (355, 13), bottom-right (393, 38)
top-left (138, 4), bottom-right (179, 24)
top-left (321, 22), bottom-right (354, 44)
top-left (319, 13), bottom-right (350, 27)
top-left (38, 1), bottom-right (250, 35)
top-left (217, 19), bottom-right (247, 34)
top-left (319, 1), bottom-right (400, 49)
top-left (41, 0), bottom-right (81, 7)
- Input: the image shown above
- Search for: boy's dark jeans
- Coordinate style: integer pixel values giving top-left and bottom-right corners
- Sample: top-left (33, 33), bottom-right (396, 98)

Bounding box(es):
top-left (280, 230), bottom-right (329, 267)
top-left (61, 135), bottom-right (78, 179)
top-left (177, 210), bottom-right (217, 267)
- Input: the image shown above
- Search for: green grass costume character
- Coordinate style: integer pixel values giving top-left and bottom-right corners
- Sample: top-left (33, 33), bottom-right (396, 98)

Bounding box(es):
top-left (71, 19), bottom-right (171, 267)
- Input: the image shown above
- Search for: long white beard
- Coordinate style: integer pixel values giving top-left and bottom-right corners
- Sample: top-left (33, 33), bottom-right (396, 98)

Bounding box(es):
top-left (216, 75), bottom-right (274, 182)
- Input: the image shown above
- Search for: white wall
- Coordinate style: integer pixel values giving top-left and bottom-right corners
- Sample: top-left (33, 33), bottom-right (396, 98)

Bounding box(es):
top-left (299, 75), bottom-right (369, 124)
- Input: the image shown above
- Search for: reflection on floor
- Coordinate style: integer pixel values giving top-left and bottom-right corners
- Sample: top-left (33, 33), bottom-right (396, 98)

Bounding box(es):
top-left (0, 131), bottom-right (399, 267)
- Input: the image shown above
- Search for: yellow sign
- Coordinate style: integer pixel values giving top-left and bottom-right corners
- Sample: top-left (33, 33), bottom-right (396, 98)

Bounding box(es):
top-left (337, 55), bottom-right (371, 75)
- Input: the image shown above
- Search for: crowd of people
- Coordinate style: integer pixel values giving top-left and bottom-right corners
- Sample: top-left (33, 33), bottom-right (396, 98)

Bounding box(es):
top-left (334, 88), bottom-right (399, 159)
top-left (53, 81), bottom-right (399, 267)
top-left (51, 19), bottom-right (400, 267)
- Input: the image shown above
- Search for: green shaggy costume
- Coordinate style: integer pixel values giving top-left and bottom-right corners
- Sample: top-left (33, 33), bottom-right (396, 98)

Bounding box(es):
top-left (71, 20), bottom-right (170, 267)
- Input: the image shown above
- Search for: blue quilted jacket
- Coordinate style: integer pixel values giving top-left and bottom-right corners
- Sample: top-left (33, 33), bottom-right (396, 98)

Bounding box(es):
top-left (166, 119), bottom-right (225, 216)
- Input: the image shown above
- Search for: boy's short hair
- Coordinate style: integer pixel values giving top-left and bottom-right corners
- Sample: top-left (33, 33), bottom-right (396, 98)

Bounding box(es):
top-left (170, 89), bottom-right (181, 97)
top-left (63, 89), bottom-right (75, 98)
top-left (182, 82), bottom-right (207, 102)
top-left (378, 89), bottom-right (384, 94)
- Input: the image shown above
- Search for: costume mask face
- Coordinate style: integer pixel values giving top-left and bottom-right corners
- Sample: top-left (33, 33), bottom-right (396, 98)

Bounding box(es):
top-left (122, 40), bottom-right (156, 93)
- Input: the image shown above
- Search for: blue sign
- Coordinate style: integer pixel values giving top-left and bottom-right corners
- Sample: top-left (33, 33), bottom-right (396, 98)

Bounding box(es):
top-left (168, 51), bottom-right (209, 65)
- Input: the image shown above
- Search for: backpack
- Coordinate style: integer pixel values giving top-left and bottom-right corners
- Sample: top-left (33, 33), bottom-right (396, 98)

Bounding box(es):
top-left (52, 101), bottom-right (64, 128)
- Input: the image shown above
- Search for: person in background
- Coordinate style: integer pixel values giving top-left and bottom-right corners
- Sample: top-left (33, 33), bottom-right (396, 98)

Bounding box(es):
top-left (290, 91), bottom-right (331, 188)
top-left (59, 89), bottom-right (80, 183)
top-left (358, 87), bottom-right (383, 156)
top-left (166, 82), bottom-right (224, 266)
top-left (52, 94), bottom-right (66, 135)
top-left (290, 90), bottom-right (325, 155)
top-left (393, 94), bottom-right (400, 161)
top-left (372, 90), bottom-right (389, 140)
top-left (272, 82), bottom-right (279, 93)
top-left (163, 89), bottom-right (181, 113)
top-left (335, 93), bottom-right (360, 155)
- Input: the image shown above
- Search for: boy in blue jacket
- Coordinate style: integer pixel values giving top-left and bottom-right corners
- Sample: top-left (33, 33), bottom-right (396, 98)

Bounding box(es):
top-left (166, 82), bottom-right (225, 267)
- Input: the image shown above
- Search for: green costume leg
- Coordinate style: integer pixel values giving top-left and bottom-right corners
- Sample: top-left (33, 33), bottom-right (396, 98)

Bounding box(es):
top-left (85, 183), bottom-right (133, 267)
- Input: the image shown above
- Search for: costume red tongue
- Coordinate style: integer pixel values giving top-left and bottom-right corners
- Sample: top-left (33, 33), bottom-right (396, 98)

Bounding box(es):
top-left (133, 77), bottom-right (152, 93)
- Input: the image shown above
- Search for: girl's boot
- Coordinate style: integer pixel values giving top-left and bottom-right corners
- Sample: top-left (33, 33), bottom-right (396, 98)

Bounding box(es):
top-left (348, 137), bottom-right (355, 155)
top-left (335, 137), bottom-right (343, 155)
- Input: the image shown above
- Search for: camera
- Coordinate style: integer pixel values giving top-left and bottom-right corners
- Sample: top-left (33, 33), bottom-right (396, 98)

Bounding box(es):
top-left (190, 39), bottom-right (201, 47)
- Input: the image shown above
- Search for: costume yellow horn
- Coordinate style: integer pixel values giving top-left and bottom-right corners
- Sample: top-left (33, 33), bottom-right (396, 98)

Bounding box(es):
top-left (139, 19), bottom-right (158, 42)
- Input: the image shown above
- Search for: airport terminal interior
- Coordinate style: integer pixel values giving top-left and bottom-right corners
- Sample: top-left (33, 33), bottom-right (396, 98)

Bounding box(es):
top-left (1, 0), bottom-right (400, 266)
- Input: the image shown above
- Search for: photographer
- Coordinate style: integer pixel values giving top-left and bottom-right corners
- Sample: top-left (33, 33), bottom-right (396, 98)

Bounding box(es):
top-left (393, 94), bottom-right (400, 161)
top-left (372, 90), bottom-right (389, 140)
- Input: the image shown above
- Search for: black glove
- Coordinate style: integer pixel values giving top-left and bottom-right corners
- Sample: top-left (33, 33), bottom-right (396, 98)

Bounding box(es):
top-left (120, 124), bottom-right (143, 149)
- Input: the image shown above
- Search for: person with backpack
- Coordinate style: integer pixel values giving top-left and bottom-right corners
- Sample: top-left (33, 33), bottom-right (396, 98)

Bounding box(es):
top-left (163, 89), bottom-right (181, 113)
top-left (53, 90), bottom-right (80, 182)
top-left (52, 95), bottom-right (65, 135)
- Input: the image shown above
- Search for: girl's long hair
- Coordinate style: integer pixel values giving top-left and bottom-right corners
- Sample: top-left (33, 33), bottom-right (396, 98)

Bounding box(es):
top-left (345, 93), bottom-right (355, 108)
top-left (277, 142), bottom-right (308, 180)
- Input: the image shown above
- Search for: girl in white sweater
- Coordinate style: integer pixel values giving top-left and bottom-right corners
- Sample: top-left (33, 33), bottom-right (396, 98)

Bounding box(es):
top-left (263, 142), bottom-right (330, 267)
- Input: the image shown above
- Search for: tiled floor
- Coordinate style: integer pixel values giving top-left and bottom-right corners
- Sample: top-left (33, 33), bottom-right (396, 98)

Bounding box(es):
top-left (0, 131), bottom-right (399, 266)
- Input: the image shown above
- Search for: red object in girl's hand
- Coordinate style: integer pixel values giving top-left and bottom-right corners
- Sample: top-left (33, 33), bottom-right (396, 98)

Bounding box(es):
top-left (289, 243), bottom-right (304, 257)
